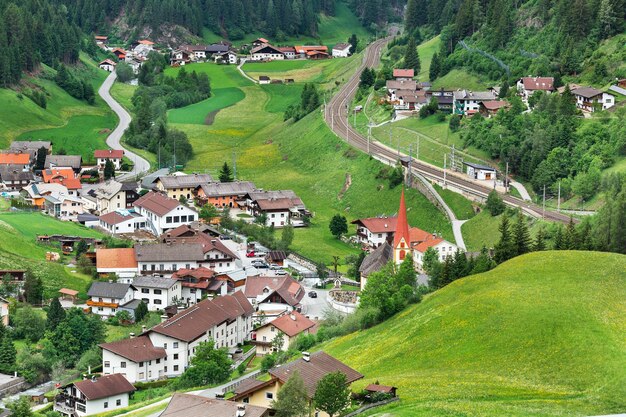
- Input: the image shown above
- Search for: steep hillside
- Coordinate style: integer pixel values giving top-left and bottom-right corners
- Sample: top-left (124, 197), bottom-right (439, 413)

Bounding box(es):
top-left (325, 251), bottom-right (626, 416)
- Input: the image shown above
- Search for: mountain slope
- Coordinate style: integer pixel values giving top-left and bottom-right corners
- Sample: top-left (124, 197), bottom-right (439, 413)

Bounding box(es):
top-left (325, 251), bottom-right (626, 416)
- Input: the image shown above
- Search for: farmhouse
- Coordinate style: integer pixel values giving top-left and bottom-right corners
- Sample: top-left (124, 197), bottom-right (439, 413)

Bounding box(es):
top-left (386, 79), bottom-right (418, 101)
top-left (516, 76), bottom-right (554, 102)
top-left (250, 44), bottom-right (285, 61)
top-left (252, 38), bottom-right (270, 48)
top-left (161, 393), bottom-right (269, 417)
top-left (395, 90), bottom-right (429, 111)
top-left (427, 88), bottom-right (454, 111)
top-left (244, 275), bottom-right (304, 318)
top-left (393, 68), bottom-right (414, 81)
top-left (0, 153), bottom-right (30, 171)
top-left (54, 374), bottom-right (135, 417)
top-left (131, 275), bottom-right (182, 311)
top-left (42, 168), bottom-right (81, 195)
top-left (278, 46), bottom-right (296, 59)
top-left (244, 190), bottom-right (309, 227)
top-left (10, 140), bottom-right (52, 155)
top-left (133, 191), bottom-right (198, 235)
top-left (479, 100), bottom-right (510, 117)
top-left (452, 90), bottom-right (498, 116)
top-left (571, 86), bottom-right (615, 112)
top-left (294, 45), bottom-right (329, 59)
top-left (99, 59), bottom-right (117, 72)
top-left (352, 216), bottom-right (397, 248)
top-left (232, 351), bottom-right (363, 416)
top-left (87, 282), bottom-right (136, 319)
top-left (44, 155), bottom-right (82, 173)
top-left (82, 180), bottom-right (139, 215)
top-left (259, 75), bottom-right (271, 84)
top-left (332, 43), bottom-right (352, 58)
top-left (463, 161), bottom-right (496, 180)
top-left (254, 311), bottom-right (316, 355)
top-left (194, 181), bottom-right (257, 208)
top-left (160, 231), bottom-right (239, 273)
top-left (100, 293), bottom-right (254, 382)
top-left (135, 243), bottom-right (205, 276)
top-left (153, 173), bottom-right (214, 200)
top-left (21, 183), bottom-right (68, 207)
top-left (96, 248), bottom-right (138, 281)
top-left (42, 191), bottom-right (84, 221)
top-left (170, 49), bottom-right (191, 66)
top-left (95, 35), bottom-right (108, 46)
top-left (171, 267), bottom-right (228, 305)
top-left (95, 149), bottom-right (124, 171)
top-left (98, 210), bottom-right (147, 235)
top-left (0, 165), bottom-right (35, 191)
top-left (215, 50), bottom-right (238, 64)
top-left (112, 48), bottom-right (126, 60)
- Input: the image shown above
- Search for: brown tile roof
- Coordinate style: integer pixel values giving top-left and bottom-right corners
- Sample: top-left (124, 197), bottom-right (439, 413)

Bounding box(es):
top-left (0, 153), bottom-right (30, 165)
top-left (386, 80), bottom-right (417, 91)
top-left (269, 351), bottom-right (363, 398)
top-left (42, 168), bottom-right (74, 183)
top-left (97, 248), bottom-right (138, 269)
top-left (233, 378), bottom-right (276, 398)
top-left (409, 227), bottom-right (432, 244)
top-left (359, 242), bottom-right (392, 277)
top-left (134, 191), bottom-right (182, 216)
top-left (73, 374), bottom-right (135, 400)
top-left (353, 217), bottom-right (397, 234)
top-left (172, 267), bottom-right (216, 281)
top-left (155, 174), bottom-right (214, 189)
top-left (135, 243), bottom-right (206, 262)
top-left (267, 250), bottom-right (288, 261)
top-left (161, 393), bottom-right (269, 417)
top-left (44, 155), bottom-right (82, 170)
top-left (520, 76), bottom-right (554, 91)
top-left (99, 211), bottom-right (134, 226)
top-left (264, 311), bottom-right (316, 337)
top-left (150, 293), bottom-right (253, 342)
top-left (571, 86), bottom-right (604, 98)
top-left (365, 384), bottom-right (396, 393)
top-left (100, 336), bottom-right (166, 363)
top-left (161, 233), bottom-right (238, 259)
top-left (197, 181), bottom-right (257, 198)
top-left (294, 45), bottom-right (328, 53)
top-left (481, 100), bottom-right (509, 110)
top-left (95, 149), bottom-right (124, 159)
top-left (244, 276), bottom-right (304, 307)
top-left (414, 237), bottom-right (445, 253)
top-left (333, 43), bottom-right (351, 50)
top-left (393, 69), bottom-right (414, 78)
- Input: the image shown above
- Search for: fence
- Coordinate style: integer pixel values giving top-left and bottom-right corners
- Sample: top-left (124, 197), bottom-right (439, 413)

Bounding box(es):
top-left (344, 397), bottom-right (400, 416)
top-left (231, 346), bottom-right (257, 370)
top-left (220, 370), bottom-right (262, 394)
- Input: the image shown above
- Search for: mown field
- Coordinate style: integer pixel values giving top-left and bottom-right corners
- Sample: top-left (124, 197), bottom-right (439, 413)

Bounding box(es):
top-left (324, 251), bottom-right (626, 416)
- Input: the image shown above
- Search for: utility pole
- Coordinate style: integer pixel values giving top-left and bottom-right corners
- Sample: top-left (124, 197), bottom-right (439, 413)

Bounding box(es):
top-left (443, 154), bottom-right (447, 187)
top-left (367, 123), bottom-right (372, 155)
top-left (232, 151), bottom-right (237, 181)
top-left (542, 185), bottom-right (546, 219)
top-left (557, 180), bottom-right (561, 212)
top-left (408, 144), bottom-right (412, 186)
top-left (416, 138), bottom-right (419, 161)
top-left (353, 108), bottom-right (356, 128)
top-left (451, 144), bottom-right (456, 172)
top-left (173, 134), bottom-right (176, 169)
top-left (505, 161), bottom-right (509, 193)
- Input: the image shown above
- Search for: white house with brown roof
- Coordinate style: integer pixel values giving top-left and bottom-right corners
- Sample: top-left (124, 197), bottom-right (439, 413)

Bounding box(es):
top-left (54, 374), bottom-right (135, 417)
top-left (453, 90), bottom-right (498, 116)
top-left (153, 173), bottom-right (214, 200)
top-left (99, 210), bottom-right (147, 235)
top-left (133, 191), bottom-right (198, 235)
top-left (244, 275), bottom-right (304, 319)
top-left (352, 216), bottom-right (397, 248)
top-left (99, 59), bottom-right (116, 72)
top-left (393, 68), bottom-right (414, 81)
top-left (571, 86), bottom-right (615, 112)
top-left (516, 76), bottom-right (555, 102)
top-left (100, 293), bottom-right (254, 382)
top-left (254, 311), bottom-right (316, 355)
top-left (81, 180), bottom-right (139, 215)
top-left (131, 276), bottom-right (182, 311)
top-left (87, 282), bottom-right (136, 319)
top-left (96, 248), bottom-right (138, 282)
top-left (332, 43), bottom-right (352, 58)
top-left (244, 190), bottom-right (309, 228)
top-left (95, 149), bottom-right (124, 171)
top-left (250, 44), bottom-right (285, 61)
top-left (162, 394), bottom-right (269, 417)
top-left (171, 267), bottom-right (227, 305)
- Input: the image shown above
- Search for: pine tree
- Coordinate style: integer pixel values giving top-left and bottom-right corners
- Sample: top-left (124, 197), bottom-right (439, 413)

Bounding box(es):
top-left (47, 297), bottom-right (66, 331)
top-left (553, 225), bottom-right (565, 250)
top-left (534, 228), bottom-right (547, 251)
top-left (35, 147), bottom-right (47, 171)
top-left (512, 211), bottom-right (531, 256)
top-left (429, 52), bottom-right (441, 81)
top-left (23, 271), bottom-right (43, 305)
top-left (405, 0), bottom-right (420, 34)
top-left (0, 336), bottom-right (16, 373)
top-left (494, 215), bottom-right (515, 263)
top-left (219, 162), bottom-right (234, 182)
top-left (103, 159), bottom-right (115, 180)
top-left (348, 34), bottom-right (358, 54)
top-left (272, 371), bottom-right (309, 417)
top-left (564, 217), bottom-right (579, 249)
top-left (403, 36), bottom-right (420, 74)
top-left (135, 301), bottom-right (148, 322)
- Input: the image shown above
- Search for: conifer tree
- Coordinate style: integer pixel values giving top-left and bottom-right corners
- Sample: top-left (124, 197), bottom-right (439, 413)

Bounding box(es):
top-left (0, 336), bottom-right (16, 373)
top-left (512, 210), bottom-right (531, 256)
top-left (272, 371), bottom-right (309, 417)
top-left (534, 228), bottom-right (547, 251)
top-left (553, 225), bottom-right (565, 250)
top-left (494, 215), bottom-right (514, 263)
top-left (46, 297), bottom-right (66, 331)
top-left (564, 217), bottom-right (579, 250)
top-left (403, 36), bottom-right (421, 74)
top-left (103, 159), bottom-right (115, 180)
top-left (405, 0), bottom-right (420, 34)
top-left (219, 162), bottom-right (234, 182)
top-left (429, 52), bottom-right (441, 81)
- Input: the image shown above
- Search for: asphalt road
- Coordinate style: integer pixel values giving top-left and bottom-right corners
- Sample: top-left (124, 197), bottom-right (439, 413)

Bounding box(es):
top-left (324, 39), bottom-right (574, 224)
top-left (98, 72), bottom-right (151, 181)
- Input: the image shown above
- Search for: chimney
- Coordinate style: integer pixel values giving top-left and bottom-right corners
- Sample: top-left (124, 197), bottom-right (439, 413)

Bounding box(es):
top-left (129, 332), bottom-right (135, 338)
top-left (141, 325), bottom-right (147, 333)
top-left (161, 314), bottom-right (168, 323)
top-left (236, 404), bottom-right (246, 417)
top-left (302, 352), bottom-right (310, 362)
top-left (290, 314), bottom-right (296, 321)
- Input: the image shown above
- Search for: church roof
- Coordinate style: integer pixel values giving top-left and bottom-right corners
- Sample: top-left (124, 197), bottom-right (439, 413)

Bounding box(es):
top-left (393, 189), bottom-right (410, 248)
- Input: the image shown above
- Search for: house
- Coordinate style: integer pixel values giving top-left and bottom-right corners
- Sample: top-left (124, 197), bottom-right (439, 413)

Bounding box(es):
top-left (159, 233), bottom-right (239, 273)
top-left (427, 89), bottom-right (454, 111)
top-left (453, 90), bottom-right (498, 116)
top-left (365, 384), bottom-right (397, 397)
top-left (0, 165), bottom-right (34, 191)
top-left (259, 75), bottom-right (271, 84)
top-left (100, 292), bottom-right (254, 382)
top-left (205, 44), bottom-right (230, 56)
top-left (463, 162), bottom-right (496, 180)
top-left (385, 80), bottom-right (417, 101)
top-left (171, 267), bottom-right (228, 305)
top-left (252, 38), bottom-right (270, 48)
top-left (44, 155), bottom-right (82, 173)
top-left (571, 86), bottom-right (615, 112)
top-left (194, 181), bottom-right (257, 208)
top-left (99, 59), bottom-right (117, 72)
top-left (294, 45), bottom-right (329, 59)
top-left (82, 180), bottom-right (139, 215)
top-left (161, 222), bottom-right (221, 241)
top-left (232, 351), bottom-right (363, 416)
top-left (215, 50), bottom-right (238, 65)
top-left (332, 43), bottom-right (352, 58)
top-left (0, 298), bottom-right (9, 326)
top-left (141, 168), bottom-right (170, 191)
top-left (352, 216), bottom-right (397, 248)
top-left (395, 90), bottom-right (429, 111)
top-left (153, 173), bottom-right (214, 200)
top-left (42, 168), bottom-right (81, 195)
top-left (135, 243), bottom-right (205, 276)
top-left (250, 44), bottom-right (285, 61)
top-left (170, 49), bottom-right (191, 66)
top-left (87, 282), bottom-right (136, 319)
top-left (244, 190), bottom-right (309, 227)
top-left (244, 275), bottom-right (304, 319)
top-left (43, 191), bottom-right (84, 221)
top-left (21, 183), bottom-right (68, 207)
top-left (95, 149), bottom-right (124, 171)
top-left (96, 248), bottom-right (138, 281)
top-left (133, 191), bottom-right (198, 235)
top-left (277, 47), bottom-right (296, 59)
top-left (131, 276), bottom-right (182, 311)
top-left (112, 48), bottom-right (127, 60)
top-left (95, 35), bottom-right (108, 46)
top-left (98, 210), bottom-right (147, 235)
top-left (254, 311), bottom-right (316, 355)
top-left (479, 100), bottom-right (509, 117)
top-left (411, 232), bottom-right (458, 269)
top-left (393, 69), bottom-right (414, 81)
top-left (516, 76), bottom-right (554, 102)
top-left (0, 153), bottom-right (30, 170)
top-left (306, 50), bottom-right (329, 60)
top-left (54, 374), bottom-right (135, 417)
top-left (180, 44), bottom-right (209, 60)
top-left (161, 393), bottom-right (270, 417)
top-left (266, 251), bottom-right (287, 266)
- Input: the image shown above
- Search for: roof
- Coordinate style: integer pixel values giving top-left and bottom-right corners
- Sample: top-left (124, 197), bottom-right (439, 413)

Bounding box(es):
top-left (409, 227), bottom-right (432, 244)
top-left (99, 211), bottom-right (137, 226)
top-left (135, 243), bottom-right (205, 262)
top-left (233, 377), bottom-right (276, 397)
top-left (141, 168), bottom-right (170, 190)
top-left (453, 90), bottom-right (497, 101)
top-left (10, 141), bottom-right (51, 151)
top-left (99, 59), bottom-right (116, 66)
top-left (386, 79), bottom-right (417, 91)
top-left (73, 374), bottom-right (135, 400)
top-left (267, 250), bottom-right (288, 261)
top-left (244, 275), bottom-right (304, 307)
top-left (481, 100), bottom-right (509, 110)
top-left (97, 248), bottom-right (138, 270)
top-left (42, 168), bottom-right (74, 182)
top-left (59, 288), bottom-right (79, 296)
top-left (44, 155), bottom-right (82, 170)
top-left (134, 191), bottom-right (183, 216)
top-left (519, 76), bottom-right (554, 91)
top-left (393, 190), bottom-right (410, 248)
top-left (155, 174), bottom-right (214, 189)
top-left (161, 393), bottom-right (269, 417)
top-left (359, 242), bottom-right (393, 276)
top-left (414, 237), bottom-right (445, 253)
top-left (263, 311), bottom-right (316, 337)
top-left (162, 223), bottom-right (220, 239)
top-left (353, 217), bottom-right (397, 234)
top-left (0, 153), bottom-right (30, 165)
top-left (571, 86), bottom-right (605, 98)
top-left (150, 292), bottom-right (253, 342)
top-left (0, 165), bottom-right (34, 183)
top-left (160, 232), bottom-right (237, 259)
top-left (333, 43), bottom-right (351, 51)
top-left (172, 267), bottom-right (216, 281)
top-left (100, 335), bottom-right (167, 362)
top-left (247, 190), bottom-right (304, 210)
top-left (259, 76), bottom-right (270, 81)
top-left (365, 384), bottom-right (396, 393)
top-left (463, 161), bottom-right (496, 171)
top-left (294, 45), bottom-right (328, 53)
top-left (197, 181), bottom-right (257, 198)
top-left (278, 46), bottom-right (296, 53)
top-left (132, 275), bottom-right (177, 290)
top-left (393, 69), bottom-right (414, 78)
top-left (251, 44), bottom-right (283, 55)
top-left (255, 38), bottom-right (269, 43)
top-left (138, 40), bottom-right (155, 45)
top-left (87, 282), bottom-right (133, 299)
top-left (306, 50), bottom-right (328, 57)
top-left (95, 149), bottom-right (124, 159)
top-left (269, 351), bottom-right (363, 398)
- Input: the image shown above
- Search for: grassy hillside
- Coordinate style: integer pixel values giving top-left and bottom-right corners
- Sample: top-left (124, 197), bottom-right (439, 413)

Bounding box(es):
top-left (325, 251), bottom-right (626, 416)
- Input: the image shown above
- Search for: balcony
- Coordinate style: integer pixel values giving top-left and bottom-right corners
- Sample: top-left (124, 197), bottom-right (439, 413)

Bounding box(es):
top-left (86, 300), bottom-right (119, 308)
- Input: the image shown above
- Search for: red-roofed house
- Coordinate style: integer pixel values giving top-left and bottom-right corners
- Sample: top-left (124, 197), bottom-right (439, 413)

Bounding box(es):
top-left (0, 153), bottom-right (31, 170)
top-left (95, 149), bottom-right (124, 171)
top-left (99, 59), bottom-right (117, 72)
top-left (112, 48), bottom-right (126, 60)
top-left (294, 45), bottom-right (329, 59)
top-left (98, 210), bottom-right (148, 236)
top-left (393, 69), bottom-right (414, 80)
top-left (171, 267), bottom-right (228, 304)
top-left (244, 275), bottom-right (304, 318)
top-left (516, 76), bottom-right (555, 102)
top-left (254, 311), bottom-right (316, 355)
top-left (479, 100), bottom-right (510, 117)
top-left (42, 168), bottom-right (82, 194)
top-left (352, 217), bottom-right (397, 248)
top-left (96, 248), bottom-right (138, 281)
top-left (54, 374), bottom-right (135, 416)
top-left (133, 191), bottom-right (198, 235)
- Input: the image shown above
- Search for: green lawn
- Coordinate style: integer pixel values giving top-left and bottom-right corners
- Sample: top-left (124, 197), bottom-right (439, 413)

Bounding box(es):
top-left (105, 313), bottom-right (162, 342)
top-left (164, 63), bottom-right (253, 89)
top-left (416, 36), bottom-right (441, 81)
top-left (433, 183), bottom-right (476, 220)
top-left (110, 82), bottom-right (138, 112)
top-left (431, 68), bottom-right (491, 90)
top-left (324, 251), bottom-right (626, 416)
top-left (168, 87), bottom-right (246, 124)
top-left (261, 84), bottom-right (304, 113)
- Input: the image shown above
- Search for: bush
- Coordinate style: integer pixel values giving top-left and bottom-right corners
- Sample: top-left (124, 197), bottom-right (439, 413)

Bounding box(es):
top-left (261, 354), bottom-right (276, 372)
top-left (134, 379), bottom-right (170, 390)
top-left (485, 190), bottom-right (506, 216)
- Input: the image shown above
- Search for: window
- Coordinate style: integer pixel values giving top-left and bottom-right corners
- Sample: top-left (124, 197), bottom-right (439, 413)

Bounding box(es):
top-left (271, 213), bottom-right (275, 218)
top-left (164, 366), bottom-right (168, 372)
top-left (116, 399), bottom-right (121, 406)
top-left (104, 402), bottom-right (109, 409)
top-left (174, 365), bottom-right (179, 371)
top-left (173, 354), bottom-right (179, 359)
top-left (142, 265), bottom-right (147, 271)
top-left (166, 216), bottom-right (172, 223)
top-left (139, 362), bottom-right (144, 367)
top-left (173, 342), bottom-right (179, 348)
top-left (181, 216), bottom-right (187, 222)
top-left (139, 372), bottom-right (144, 379)
top-left (174, 216), bottom-right (180, 222)
top-left (104, 361), bottom-right (110, 368)
top-left (159, 264), bottom-right (164, 270)
top-left (141, 288), bottom-right (149, 294)
top-left (271, 326), bottom-right (275, 332)
top-left (156, 359), bottom-right (161, 364)
top-left (172, 264), bottom-right (177, 271)
top-left (154, 299), bottom-right (162, 305)
top-left (188, 215), bottom-right (195, 221)
top-left (185, 264), bottom-right (190, 269)
top-left (120, 362), bottom-right (126, 368)
top-left (77, 404), bottom-right (86, 412)
top-left (265, 392), bottom-right (274, 400)
top-left (142, 298), bottom-right (149, 303)
top-left (164, 343), bottom-right (168, 349)
top-left (154, 289), bottom-right (162, 295)
top-left (263, 336), bottom-right (267, 342)
top-left (98, 307), bottom-right (103, 311)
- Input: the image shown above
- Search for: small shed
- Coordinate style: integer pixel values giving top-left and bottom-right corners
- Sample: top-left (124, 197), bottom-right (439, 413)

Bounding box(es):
top-left (365, 384), bottom-right (397, 397)
top-left (59, 288), bottom-right (79, 303)
top-left (266, 250), bottom-right (288, 266)
top-left (0, 270), bottom-right (26, 281)
top-left (259, 75), bottom-right (271, 84)
top-left (463, 162), bottom-right (496, 181)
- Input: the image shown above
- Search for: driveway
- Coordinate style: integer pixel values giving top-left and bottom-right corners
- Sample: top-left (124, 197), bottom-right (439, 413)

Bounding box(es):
top-left (98, 72), bottom-right (150, 181)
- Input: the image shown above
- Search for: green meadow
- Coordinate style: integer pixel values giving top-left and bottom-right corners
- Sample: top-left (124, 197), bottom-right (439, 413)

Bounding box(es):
top-left (324, 251), bottom-right (626, 416)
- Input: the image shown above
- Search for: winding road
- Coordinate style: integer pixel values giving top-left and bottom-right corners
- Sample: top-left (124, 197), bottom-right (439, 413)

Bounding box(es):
top-left (98, 72), bottom-right (151, 181)
top-left (324, 38), bottom-right (574, 224)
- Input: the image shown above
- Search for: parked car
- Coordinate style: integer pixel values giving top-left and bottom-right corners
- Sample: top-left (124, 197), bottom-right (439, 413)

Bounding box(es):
top-left (252, 261), bottom-right (269, 268)
top-left (308, 291), bottom-right (317, 298)
top-left (275, 269), bottom-right (287, 275)
top-left (246, 251), bottom-right (256, 258)
top-left (220, 234), bottom-right (232, 240)
top-left (269, 264), bottom-right (282, 270)
top-left (255, 251), bottom-right (267, 257)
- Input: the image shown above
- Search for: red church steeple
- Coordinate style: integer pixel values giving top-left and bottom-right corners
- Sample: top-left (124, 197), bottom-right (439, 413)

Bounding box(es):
top-left (393, 189), bottom-right (411, 262)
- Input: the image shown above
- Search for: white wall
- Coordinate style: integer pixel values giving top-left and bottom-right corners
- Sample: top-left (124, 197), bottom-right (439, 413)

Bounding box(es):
top-left (139, 261), bottom-right (199, 276)
top-left (84, 393), bottom-right (129, 416)
top-left (134, 283), bottom-right (182, 311)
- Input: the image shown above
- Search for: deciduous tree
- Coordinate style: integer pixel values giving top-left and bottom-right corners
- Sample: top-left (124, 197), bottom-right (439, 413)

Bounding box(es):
top-left (272, 371), bottom-right (310, 417)
top-left (313, 372), bottom-right (350, 417)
